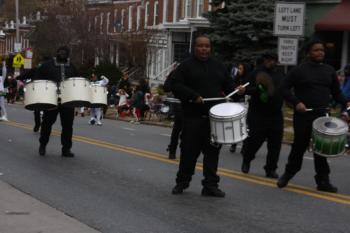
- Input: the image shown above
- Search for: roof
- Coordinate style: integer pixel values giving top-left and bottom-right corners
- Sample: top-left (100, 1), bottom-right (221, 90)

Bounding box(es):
top-left (315, 0), bottom-right (350, 31)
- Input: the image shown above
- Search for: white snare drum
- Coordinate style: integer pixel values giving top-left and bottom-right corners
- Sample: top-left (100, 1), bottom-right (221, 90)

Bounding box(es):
top-left (90, 84), bottom-right (108, 108)
top-left (60, 77), bottom-right (91, 107)
top-left (24, 80), bottom-right (58, 110)
top-left (312, 116), bottom-right (348, 158)
top-left (209, 103), bottom-right (247, 144)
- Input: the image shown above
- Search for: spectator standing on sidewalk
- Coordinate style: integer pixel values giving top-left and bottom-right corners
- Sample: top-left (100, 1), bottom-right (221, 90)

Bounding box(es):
top-left (0, 68), bottom-right (8, 121)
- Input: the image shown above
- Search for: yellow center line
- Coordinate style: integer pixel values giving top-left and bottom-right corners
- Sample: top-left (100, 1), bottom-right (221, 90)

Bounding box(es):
top-left (3, 120), bottom-right (350, 205)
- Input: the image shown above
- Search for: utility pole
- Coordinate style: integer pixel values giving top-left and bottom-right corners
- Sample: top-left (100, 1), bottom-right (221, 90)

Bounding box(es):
top-left (15, 0), bottom-right (20, 51)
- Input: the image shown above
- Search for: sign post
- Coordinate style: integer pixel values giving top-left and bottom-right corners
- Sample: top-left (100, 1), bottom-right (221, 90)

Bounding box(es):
top-left (274, 2), bottom-right (305, 37)
top-left (274, 2), bottom-right (305, 73)
top-left (278, 37), bottom-right (298, 66)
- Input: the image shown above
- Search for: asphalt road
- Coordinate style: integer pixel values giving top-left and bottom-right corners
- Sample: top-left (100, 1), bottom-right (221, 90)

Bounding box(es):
top-left (1, 104), bottom-right (350, 233)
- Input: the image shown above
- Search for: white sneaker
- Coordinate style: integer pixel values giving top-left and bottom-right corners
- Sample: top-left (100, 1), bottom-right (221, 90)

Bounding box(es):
top-left (97, 120), bottom-right (102, 126)
top-left (0, 116), bottom-right (8, 121)
top-left (89, 118), bottom-right (95, 125)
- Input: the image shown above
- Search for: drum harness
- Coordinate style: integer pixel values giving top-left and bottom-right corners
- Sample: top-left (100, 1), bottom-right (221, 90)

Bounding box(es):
top-left (54, 57), bottom-right (71, 104)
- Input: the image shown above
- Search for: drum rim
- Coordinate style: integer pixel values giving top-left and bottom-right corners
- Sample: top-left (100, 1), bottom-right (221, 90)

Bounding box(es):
top-left (209, 109), bottom-right (247, 119)
top-left (63, 77), bottom-right (88, 81)
top-left (25, 80), bottom-right (57, 84)
top-left (209, 102), bottom-right (247, 118)
top-left (313, 149), bottom-right (345, 158)
top-left (313, 117), bottom-right (348, 135)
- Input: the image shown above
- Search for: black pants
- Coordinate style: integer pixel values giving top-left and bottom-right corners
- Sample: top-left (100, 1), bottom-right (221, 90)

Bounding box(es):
top-left (176, 116), bottom-right (221, 188)
top-left (34, 110), bottom-right (41, 127)
top-left (168, 104), bottom-right (183, 153)
top-left (40, 106), bottom-right (75, 151)
top-left (242, 113), bottom-right (283, 172)
top-left (285, 112), bottom-right (330, 179)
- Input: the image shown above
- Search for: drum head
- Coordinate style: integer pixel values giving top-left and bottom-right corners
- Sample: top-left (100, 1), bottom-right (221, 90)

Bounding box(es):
top-left (210, 103), bottom-right (245, 118)
top-left (313, 117), bottom-right (348, 135)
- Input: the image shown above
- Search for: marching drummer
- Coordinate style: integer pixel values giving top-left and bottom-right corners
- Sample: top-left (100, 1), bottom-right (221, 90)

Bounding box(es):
top-left (277, 40), bottom-right (350, 193)
top-left (35, 46), bottom-right (78, 157)
top-left (170, 35), bottom-right (245, 197)
top-left (89, 73), bottom-right (109, 126)
top-left (240, 52), bottom-right (285, 179)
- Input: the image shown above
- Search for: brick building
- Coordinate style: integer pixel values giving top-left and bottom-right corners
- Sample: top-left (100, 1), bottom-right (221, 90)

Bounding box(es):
top-left (86, 0), bottom-right (220, 86)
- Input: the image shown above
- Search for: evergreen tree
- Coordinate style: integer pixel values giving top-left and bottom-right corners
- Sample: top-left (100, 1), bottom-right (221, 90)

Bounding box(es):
top-left (205, 0), bottom-right (277, 65)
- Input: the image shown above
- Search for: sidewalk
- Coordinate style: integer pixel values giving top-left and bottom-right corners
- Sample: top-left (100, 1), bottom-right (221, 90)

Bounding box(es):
top-left (0, 180), bottom-right (101, 233)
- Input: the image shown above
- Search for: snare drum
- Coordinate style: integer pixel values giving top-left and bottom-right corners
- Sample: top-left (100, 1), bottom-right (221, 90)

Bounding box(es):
top-left (90, 84), bottom-right (108, 108)
top-left (312, 116), bottom-right (348, 158)
top-left (60, 78), bottom-right (91, 107)
top-left (24, 80), bottom-right (58, 110)
top-left (209, 103), bottom-right (247, 144)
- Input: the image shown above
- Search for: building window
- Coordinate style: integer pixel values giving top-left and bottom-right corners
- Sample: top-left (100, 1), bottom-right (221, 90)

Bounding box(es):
top-left (137, 6), bottom-right (141, 30)
top-left (145, 1), bottom-right (150, 27)
top-left (100, 12), bottom-right (104, 34)
top-left (128, 6), bottom-right (133, 31)
top-left (121, 9), bottom-right (125, 31)
top-left (94, 15), bottom-right (98, 32)
top-left (106, 12), bottom-right (111, 34)
top-left (185, 0), bottom-right (192, 18)
top-left (88, 17), bottom-right (91, 32)
top-left (113, 9), bottom-right (118, 32)
top-left (197, 0), bottom-right (204, 17)
top-left (153, 1), bottom-right (159, 26)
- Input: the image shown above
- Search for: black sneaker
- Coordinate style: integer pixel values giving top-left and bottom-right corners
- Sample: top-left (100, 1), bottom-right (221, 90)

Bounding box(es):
top-left (241, 161), bottom-right (250, 174)
top-left (201, 187), bottom-right (225, 198)
top-left (62, 150), bottom-right (75, 158)
top-left (277, 173), bottom-right (293, 188)
top-left (317, 182), bottom-right (338, 193)
top-left (229, 144), bottom-right (237, 153)
top-left (265, 170), bottom-right (279, 179)
top-left (171, 184), bottom-right (189, 195)
top-left (33, 124), bottom-right (40, 132)
top-left (168, 152), bottom-right (176, 160)
top-left (39, 145), bottom-right (46, 156)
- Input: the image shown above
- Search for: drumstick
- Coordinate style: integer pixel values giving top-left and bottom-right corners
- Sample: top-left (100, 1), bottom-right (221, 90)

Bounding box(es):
top-left (305, 108), bottom-right (313, 112)
top-left (202, 97), bottom-right (227, 102)
top-left (225, 82), bottom-right (250, 99)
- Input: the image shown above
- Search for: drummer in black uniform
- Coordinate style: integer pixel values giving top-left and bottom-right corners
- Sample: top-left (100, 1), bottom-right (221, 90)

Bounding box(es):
top-left (277, 40), bottom-right (350, 192)
top-left (171, 35), bottom-right (245, 197)
top-left (35, 46), bottom-right (78, 157)
top-left (240, 52), bottom-right (285, 178)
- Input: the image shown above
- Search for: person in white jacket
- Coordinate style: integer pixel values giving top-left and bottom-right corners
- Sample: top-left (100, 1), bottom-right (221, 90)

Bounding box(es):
top-left (89, 74), bottom-right (109, 126)
top-left (0, 62), bottom-right (8, 121)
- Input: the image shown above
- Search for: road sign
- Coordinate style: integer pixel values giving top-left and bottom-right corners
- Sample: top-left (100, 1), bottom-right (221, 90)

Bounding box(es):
top-left (14, 42), bottom-right (22, 53)
top-left (24, 58), bottom-right (32, 69)
top-left (13, 53), bottom-right (24, 68)
top-left (278, 37), bottom-right (298, 65)
top-left (274, 2), bottom-right (305, 37)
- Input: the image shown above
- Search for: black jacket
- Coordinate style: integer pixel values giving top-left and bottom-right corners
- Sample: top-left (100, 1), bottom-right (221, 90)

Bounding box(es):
top-left (246, 67), bottom-right (285, 116)
top-left (35, 58), bottom-right (78, 82)
top-left (172, 57), bottom-right (236, 117)
top-left (282, 61), bottom-right (346, 109)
